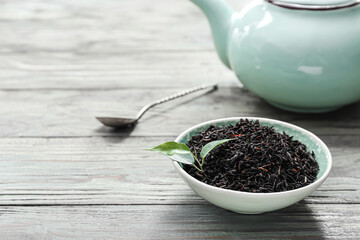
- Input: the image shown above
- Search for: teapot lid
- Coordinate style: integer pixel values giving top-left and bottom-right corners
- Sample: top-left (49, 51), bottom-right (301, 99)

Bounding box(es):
top-left (266, 0), bottom-right (360, 10)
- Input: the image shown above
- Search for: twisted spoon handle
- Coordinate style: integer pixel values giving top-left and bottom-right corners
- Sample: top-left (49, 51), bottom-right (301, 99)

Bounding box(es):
top-left (136, 83), bottom-right (218, 120)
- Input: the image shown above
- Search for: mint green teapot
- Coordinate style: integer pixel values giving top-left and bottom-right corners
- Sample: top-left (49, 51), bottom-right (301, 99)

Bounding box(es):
top-left (190, 0), bottom-right (360, 112)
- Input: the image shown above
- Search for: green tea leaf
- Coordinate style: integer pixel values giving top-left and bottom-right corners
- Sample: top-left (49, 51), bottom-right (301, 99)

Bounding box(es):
top-left (145, 141), bottom-right (191, 156)
top-left (164, 152), bottom-right (195, 165)
top-left (145, 141), bottom-right (195, 165)
top-left (200, 139), bottom-right (235, 159)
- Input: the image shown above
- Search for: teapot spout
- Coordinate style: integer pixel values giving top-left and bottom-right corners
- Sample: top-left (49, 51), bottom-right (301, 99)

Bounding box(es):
top-left (191, 0), bottom-right (234, 68)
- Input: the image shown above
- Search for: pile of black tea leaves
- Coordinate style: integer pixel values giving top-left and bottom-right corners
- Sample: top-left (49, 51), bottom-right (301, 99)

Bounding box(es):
top-left (184, 119), bottom-right (319, 193)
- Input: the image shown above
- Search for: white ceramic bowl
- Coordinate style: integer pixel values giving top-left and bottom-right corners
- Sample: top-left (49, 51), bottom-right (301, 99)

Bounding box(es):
top-left (173, 117), bottom-right (332, 214)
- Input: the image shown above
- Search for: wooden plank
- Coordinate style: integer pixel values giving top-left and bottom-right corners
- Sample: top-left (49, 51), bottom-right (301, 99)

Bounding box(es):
top-left (0, 0), bottom-right (249, 53)
top-left (0, 136), bottom-right (358, 205)
top-left (0, 204), bottom-right (359, 239)
top-left (0, 0), bottom-right (212, 52)
top-left (0, 87), bottom-right (359, 137)
top-left (1, 0), bottom-right (358, 238)
top-left (0, 0), bottom-right (249, 90)
top-left (0, 51), bottom-right (239, 90)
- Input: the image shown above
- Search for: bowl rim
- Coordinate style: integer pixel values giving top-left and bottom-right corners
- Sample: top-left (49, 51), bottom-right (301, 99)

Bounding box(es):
top-left (173, 116), bottom-right (332, 196)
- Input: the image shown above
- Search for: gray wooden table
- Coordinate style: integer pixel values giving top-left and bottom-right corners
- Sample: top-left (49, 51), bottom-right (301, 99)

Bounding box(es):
top-left (0, 0), bottom-right (359, 239)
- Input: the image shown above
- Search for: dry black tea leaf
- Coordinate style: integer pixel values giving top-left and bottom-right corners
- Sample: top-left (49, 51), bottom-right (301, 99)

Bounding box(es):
top-left (184, 119), bottom-right (319, 193)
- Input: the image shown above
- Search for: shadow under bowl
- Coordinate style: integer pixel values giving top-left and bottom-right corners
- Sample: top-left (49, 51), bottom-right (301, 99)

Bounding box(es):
top-left (173, 117), bottom-right (332, 214)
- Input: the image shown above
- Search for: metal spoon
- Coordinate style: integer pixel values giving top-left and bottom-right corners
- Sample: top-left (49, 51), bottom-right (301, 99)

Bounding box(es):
top-left (96, 83), bottom-right (218, 128)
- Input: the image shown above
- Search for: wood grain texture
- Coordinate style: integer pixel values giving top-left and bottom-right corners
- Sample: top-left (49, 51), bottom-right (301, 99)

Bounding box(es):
top-left (0, 51), bottom-right (240, 90)
top-left (0, 87), bottom-right (359, 137)
top-left (0, 0), bottom-right (359, 238)
top-left (0, 204), bottom-right (359, 239)
top-left (0, 0), bottom-right (249, 90)
top-left (0, 136), bottom-right (358, 205)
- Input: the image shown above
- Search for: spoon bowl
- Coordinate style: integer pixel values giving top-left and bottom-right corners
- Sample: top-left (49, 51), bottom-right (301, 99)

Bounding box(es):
top-left (96, 117), bottom-right (137, 128)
